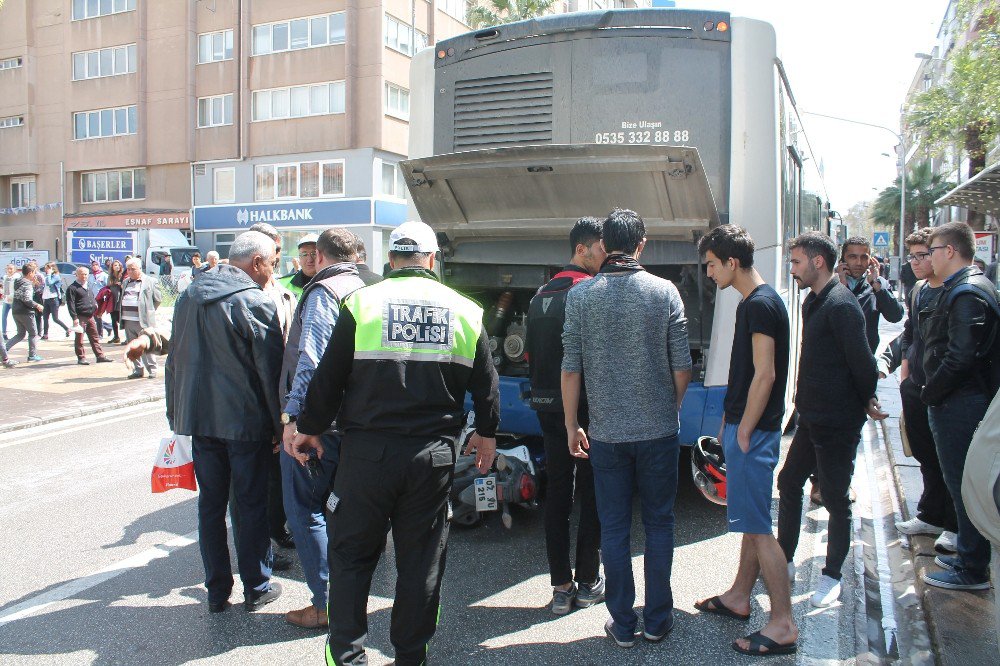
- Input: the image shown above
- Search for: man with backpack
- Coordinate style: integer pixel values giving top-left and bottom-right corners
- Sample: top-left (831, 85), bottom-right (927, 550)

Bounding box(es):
top-left (919, 222), bottom-right (1000, 592)
top-left (526, 217), bottom-right (606, 616)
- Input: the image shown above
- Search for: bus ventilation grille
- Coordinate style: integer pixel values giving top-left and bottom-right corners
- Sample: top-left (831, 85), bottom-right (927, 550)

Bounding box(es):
top-left (453, 72), bottom-right (553, 150)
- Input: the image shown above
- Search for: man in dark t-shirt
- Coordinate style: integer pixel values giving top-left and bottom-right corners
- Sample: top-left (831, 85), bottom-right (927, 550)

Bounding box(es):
top-left (694, 225), bottom-right (797, 657)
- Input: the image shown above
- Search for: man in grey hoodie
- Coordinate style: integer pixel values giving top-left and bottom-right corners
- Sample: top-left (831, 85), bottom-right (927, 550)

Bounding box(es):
top-left (562, 208), bottom-right (692, 648)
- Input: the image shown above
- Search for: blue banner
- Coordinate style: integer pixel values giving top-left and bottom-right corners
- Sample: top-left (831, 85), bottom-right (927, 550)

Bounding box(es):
top-left (69, 230), bottom-right (136, 266)
top-left (194, 199), bottom-right (374, 232)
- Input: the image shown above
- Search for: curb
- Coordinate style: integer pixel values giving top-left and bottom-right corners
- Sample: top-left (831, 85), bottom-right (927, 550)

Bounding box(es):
top-left (0, 393), bottom-right (164, 435)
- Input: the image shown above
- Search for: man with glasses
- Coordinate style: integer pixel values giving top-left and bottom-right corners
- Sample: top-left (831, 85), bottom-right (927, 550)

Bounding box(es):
top-left (279, 233), bottom-right (320, 299)
top-left (919, 222), bottom-right (1000, 592)
top-left (894, 230), bottom-right (957, 556)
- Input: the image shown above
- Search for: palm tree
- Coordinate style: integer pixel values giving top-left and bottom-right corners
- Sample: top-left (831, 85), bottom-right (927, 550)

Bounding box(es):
top-left (871, 160), bottom-right (954, 234)
top-left (466, 0), bottom-right (557, 29)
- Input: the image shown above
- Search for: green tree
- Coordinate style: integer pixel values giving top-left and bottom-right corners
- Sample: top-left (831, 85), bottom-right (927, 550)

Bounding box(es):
top-left (906, 0), bottom-right (1000, 184)
top-left (871, 161), bottom-right (955, 236)
top-left (466, 0), bottom-right (557, 29)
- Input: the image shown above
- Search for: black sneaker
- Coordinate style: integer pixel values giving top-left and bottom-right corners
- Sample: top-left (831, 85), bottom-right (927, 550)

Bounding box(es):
top-left (604, 618), bottom-right (639, 648)
top-left (934, 555), bottom-right (961, 571)
top-left (208, 599), bottom-right (231, 613)
top-left (576, 577), bottom-right (606, 608)
top-left (643, 616), bottom-right (675, 642)
top-left (922, 568), bottom-right (990, 591)
top-left (95, 357), bottom-right (113, 364)
top-left (550, 583), bottom-right (577, 615)
top-left (245, 581), bottom-right (282, 611)
top-left (272, 552), bottom-right (293, 572)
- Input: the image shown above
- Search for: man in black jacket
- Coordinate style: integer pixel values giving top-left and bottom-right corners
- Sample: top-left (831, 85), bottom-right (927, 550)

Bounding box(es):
top-left (66, 267), bottom-right (112, 365)
top-left (352, 236), bottom-right (384, 286)
top-left (919, 221), bottom-right (999, 592)
top-left (166, 230), bottom-right (285, 614)
top-left (837, 237), bottom-right (905, 353)
top-left (526, 217), bottom-right (605, 615)
top-left (776, 232), bottom-right (885, 609)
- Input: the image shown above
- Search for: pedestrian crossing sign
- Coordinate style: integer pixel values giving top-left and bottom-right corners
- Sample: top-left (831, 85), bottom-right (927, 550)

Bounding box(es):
top-left (873, 232), bottom-right (890, 248)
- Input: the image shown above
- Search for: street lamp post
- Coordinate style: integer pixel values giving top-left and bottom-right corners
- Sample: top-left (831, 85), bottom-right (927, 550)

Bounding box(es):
top-left (801, 110), bottom-right (906, 268)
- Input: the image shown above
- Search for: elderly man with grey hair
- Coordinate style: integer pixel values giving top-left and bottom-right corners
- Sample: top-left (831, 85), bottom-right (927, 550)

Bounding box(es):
top-left (121, 257), bottom-right (163, 379)
top-left (166, 230), bottom-right (285, 613)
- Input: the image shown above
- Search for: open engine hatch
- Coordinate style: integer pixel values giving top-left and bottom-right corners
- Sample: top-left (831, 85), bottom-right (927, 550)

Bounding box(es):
top-left (401, 144), bottom-right (720, 243)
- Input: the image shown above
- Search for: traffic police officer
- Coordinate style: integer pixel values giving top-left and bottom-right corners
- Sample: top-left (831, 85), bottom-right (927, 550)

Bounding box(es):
top-left (291, 220), bottom-right (500, 666)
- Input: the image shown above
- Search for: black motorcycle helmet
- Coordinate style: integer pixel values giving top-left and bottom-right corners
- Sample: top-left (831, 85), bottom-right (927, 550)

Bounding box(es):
top-left (691, 436), bottom-right (727, 506)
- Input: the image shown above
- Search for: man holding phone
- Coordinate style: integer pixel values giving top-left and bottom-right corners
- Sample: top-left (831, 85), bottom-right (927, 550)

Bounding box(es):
top-left (836, 237), bottom-right (904, 353)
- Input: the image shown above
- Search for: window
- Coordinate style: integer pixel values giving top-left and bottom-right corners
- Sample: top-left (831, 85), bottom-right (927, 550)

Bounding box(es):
top-left (380, 162), bottom-right (407, 199)
top-left (0, 57), bottom-right (22, 70)
top-left (384, 83), bottom-right (410, 120)
top-left (15, 240), bottom-right (34, 250)
top-left (0, 116), bottom-right (24, 129)
top-left (73, 0), bottom-right (136, 21)
top-left (198, 94), bottom-right (233, 128)
top-left (252, 13), bottom-right (346, 56)
top-left (73, 105), bottom-right (136, 139)
top-left (384, 15), bottom-right (428, 56)
top-left (0, 241), bottom-right (10, 250)
top-left (252, 82), bottom-right (344, 121)
top-left (10, 177), bottom-right (36, 208)
top-left (81, 168), bottom-right (145, 203)
top-left (254, 160), bottom-right (344, 201)
top-left (198, 30), bottom-right (234, 64)
top-left (214, 168), bottom-right (235, 204)
top-left (437, 0), bottom-right (466, 22)
top-left (72, 44), bottom-right (136, 80)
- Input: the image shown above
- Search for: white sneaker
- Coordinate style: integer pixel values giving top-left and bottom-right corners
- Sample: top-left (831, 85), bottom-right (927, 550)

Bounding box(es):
top-left (895, 517), bottom-right (944, 536)
top-left (787, 562), bottom-right (795, 582)
top-left (934, 531), bottom-right (958, 554)
top-left (810, 575), bottom-right (842, 608)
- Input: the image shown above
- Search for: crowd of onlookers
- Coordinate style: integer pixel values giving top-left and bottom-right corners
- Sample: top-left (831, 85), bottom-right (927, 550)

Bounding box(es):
top-left (1, 256), bottom-right (163, 371)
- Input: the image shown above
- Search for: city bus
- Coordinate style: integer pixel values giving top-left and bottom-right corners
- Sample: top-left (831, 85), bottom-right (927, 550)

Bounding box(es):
top-left (402, 8), bottom-right (830, 445)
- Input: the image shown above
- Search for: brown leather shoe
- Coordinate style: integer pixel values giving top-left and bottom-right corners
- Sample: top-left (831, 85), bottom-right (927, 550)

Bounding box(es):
top-left (285, 605), bottom-right (328, 629)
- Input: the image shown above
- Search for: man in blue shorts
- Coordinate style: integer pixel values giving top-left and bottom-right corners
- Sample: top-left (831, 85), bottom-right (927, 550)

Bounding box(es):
top-left (694, 225), bottom-right (797, 656)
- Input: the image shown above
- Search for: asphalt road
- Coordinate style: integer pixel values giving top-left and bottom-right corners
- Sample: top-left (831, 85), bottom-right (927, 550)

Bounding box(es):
top-left (1, 404), bottom-right (864, 665)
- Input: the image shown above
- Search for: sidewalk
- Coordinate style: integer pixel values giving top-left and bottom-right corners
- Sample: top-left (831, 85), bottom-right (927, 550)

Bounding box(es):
top-left (0, 310), bottom-right (171, 434)
top-left (879, 371), bottom-right (999, 664)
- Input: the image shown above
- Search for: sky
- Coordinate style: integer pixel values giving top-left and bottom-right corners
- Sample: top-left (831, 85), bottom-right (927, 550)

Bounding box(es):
top-left (675, 0), bottom-right (947, 212)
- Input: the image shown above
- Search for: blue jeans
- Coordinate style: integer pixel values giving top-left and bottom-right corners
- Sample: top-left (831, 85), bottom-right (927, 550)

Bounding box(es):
top-left (192, 435), bottom-right (274, 604)
top-left (2, 302), bottom-right (11, 337)
top-left (929, 390), bottom-right (992, 577)
top-left (279, 432), bottom-right (340, 609)
top-left (589, 435), bottom-right (679, 636)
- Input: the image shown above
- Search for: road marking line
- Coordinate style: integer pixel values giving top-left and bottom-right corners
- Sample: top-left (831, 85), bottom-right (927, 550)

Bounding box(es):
top-left (0, 530), bottom-right (197, 627)
top-left (863, 421), bottom-right (898, 653)
top-left (0, 403), bottom-right (164, 449)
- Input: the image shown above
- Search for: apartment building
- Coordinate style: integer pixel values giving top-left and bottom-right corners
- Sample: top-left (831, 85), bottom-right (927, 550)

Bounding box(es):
top-left (189, 0), bottom-right (469, 273)
top-left (0, 0), bottom-right (468, 269)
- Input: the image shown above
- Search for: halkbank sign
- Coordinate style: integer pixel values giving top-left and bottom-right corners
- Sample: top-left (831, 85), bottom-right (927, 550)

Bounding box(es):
top-left (194, 199), bottom-right (376, 231)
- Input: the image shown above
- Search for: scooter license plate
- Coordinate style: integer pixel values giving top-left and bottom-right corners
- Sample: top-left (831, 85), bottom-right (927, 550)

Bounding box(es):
top-left (474, 477), bottom-right (498, 512)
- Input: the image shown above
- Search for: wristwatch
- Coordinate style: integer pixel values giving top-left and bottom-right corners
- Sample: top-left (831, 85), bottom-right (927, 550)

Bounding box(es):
top-left (280, 412), bottom-right (296, 425)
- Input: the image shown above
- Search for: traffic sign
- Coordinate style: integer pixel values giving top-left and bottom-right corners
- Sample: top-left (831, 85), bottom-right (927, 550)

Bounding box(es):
top-left (873, 232), bottom-right (890, 248)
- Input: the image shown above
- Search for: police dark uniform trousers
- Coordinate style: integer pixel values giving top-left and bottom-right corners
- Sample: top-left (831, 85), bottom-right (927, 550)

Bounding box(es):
top-left (294, 264), bottom-right (500, 666)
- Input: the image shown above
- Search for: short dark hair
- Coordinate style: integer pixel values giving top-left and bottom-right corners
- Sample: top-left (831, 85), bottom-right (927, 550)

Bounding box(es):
top-left (192, 252), bottom-right (202, 260)
top-left (840, 236), bottom-right (871, 261)
top-left (569, 217), bottom-right (603, 255)
top-left (21, 263), bottom-right (32, 276)
top-left (905, 228), bottom-right (932, 249)
top-left (601, 208), bottom-right (645, 254)
top-left (788, 231), bottom-right (837, 271)
top-left (317, 227), bottom-right (357, 262)
top-left (929, 221), bottom-right (976, 261)
top-left (353, 234), bottom-right (368, 263)
top-left (697, 224), bottom-right (755, 269)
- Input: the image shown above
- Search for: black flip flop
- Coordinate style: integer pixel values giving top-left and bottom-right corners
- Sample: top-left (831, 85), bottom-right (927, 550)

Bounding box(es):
top-left (694, 595), bottom-right (751, 621)
top-left (732, 631), bottom-right (798, 656)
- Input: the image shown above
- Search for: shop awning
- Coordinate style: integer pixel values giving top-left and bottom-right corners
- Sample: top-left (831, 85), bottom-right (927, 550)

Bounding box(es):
top-left (936, 162), bottom-right (1000, 217)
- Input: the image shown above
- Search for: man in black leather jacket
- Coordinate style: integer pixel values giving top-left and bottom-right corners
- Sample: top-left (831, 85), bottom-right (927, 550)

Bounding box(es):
top-left (919, 222), bottom-right (1000, 593)
top-left (166, 230), bottom-right (286, 613)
